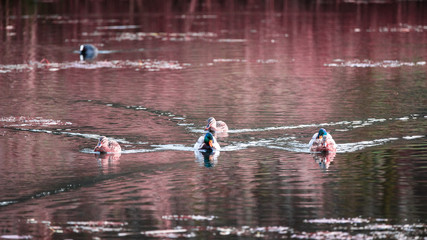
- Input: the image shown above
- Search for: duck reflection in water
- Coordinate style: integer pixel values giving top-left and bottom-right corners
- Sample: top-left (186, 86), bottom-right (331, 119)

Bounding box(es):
top-left (95, 152), bottom-right (121, 171)
top-left (311, 151), bottom-right (336, 169)
top-left (194, 149), bottom-right (219, 168)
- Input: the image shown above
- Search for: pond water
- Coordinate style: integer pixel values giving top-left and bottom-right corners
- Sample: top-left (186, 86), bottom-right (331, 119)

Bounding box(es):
top-left (0, 1), bottom-right (426, 239)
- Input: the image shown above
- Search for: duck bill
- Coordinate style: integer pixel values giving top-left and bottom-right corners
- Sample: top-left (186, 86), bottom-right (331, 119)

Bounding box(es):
top-left (94, 141), bottom-right (103, 151)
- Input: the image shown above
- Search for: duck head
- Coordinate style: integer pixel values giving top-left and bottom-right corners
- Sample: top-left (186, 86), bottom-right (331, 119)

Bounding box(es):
top-left (96, 136), bottom-right (108, 147)
top-left (317, 128), bottom-right (327, 140)
top-left (205, 117), bottom-right (217, 131)
top-left (204, 132), bottom-right (215, 148)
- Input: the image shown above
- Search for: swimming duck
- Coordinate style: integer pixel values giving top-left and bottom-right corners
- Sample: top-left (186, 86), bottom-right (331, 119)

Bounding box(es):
top-left (94, 136), bottom-right (121, 153)
top-left (80, 44), bottom-right (98, 61)
top-left (205, 117), bottom-right (228, 134)
top-left (194, 132), bottom-right (221, 151)
top-left (308, 128), bottom-right (337, 152)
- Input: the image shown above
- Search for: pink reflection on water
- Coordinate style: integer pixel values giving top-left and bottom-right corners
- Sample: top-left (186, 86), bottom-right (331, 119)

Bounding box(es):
top-left (95, 153), bottom-right (121, 174)
top-left (311, 152), bottom-right (336, 169)
top-left (0, 1), bottom-right (426, 239)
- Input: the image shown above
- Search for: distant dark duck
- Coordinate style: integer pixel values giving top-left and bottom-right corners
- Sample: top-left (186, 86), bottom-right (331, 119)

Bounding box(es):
top-left (80, 44), bottom-right (98, 61)
top-left (308, 128), bottom-right (337, 152)
top-left (194, 132), bottom-right (221, 151)
top-left (94, 136), bottom-right (121, 153)
top-left (205, 117), bottom-right (228, 133)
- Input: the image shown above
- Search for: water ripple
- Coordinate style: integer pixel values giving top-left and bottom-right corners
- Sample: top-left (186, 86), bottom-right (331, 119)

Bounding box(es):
top-left (325, 59), bottom-right (426, 68)
top-left (23, 217), bottom-right (426, 239)
top-left (0, 59), bottom-right (186, 73)
top-left (2, 113), bottom-right (425, 154)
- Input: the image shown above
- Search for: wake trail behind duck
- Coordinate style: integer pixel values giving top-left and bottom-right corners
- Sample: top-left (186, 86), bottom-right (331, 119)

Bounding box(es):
top-left (10, 127), bottom-right (426, 155)
top-left (200, 114), bottom-right (423, 134)
top-left (81, 99), bottom-right (425, 139)
top-left (337, 135), bottom-right (425, 153)
top-left (13, 128), bottom-right (134, 145)
top-left (103, 144), bottom-right (194, 154)
top-left (2, 115), bottom-right (425, 154)
top-left (222, 135), bottom-right (425, 153)
top-left (188, 115), bottom-right (422, 134)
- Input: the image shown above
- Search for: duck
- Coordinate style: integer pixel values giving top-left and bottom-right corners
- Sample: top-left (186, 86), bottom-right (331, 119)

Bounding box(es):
top-left (94, 136), bottom-right (121, 153)
top-left (194, 132), bottom-right (221, 151)
top-left (308, 128), bottom-right (337, 152)
top-left (80, 44), bottom-right (98, 61)
top-left (205, 117), bottom-right (228, 134)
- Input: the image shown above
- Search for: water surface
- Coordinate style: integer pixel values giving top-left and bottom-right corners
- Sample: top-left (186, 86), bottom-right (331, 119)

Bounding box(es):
top-left (0, 1), bottom-right (426, 239)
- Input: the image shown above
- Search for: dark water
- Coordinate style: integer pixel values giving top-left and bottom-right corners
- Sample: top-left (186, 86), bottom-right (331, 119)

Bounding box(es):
top-left (1, 1), bottom-right (427, 239)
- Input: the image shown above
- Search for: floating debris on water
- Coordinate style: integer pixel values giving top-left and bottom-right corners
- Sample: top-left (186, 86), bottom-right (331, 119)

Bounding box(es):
top-left (0, 200), bottom-right (18, 206)
top-left (300, 218), bottom-right (427, 240)
top-left (162, 215), bottom-right (217, 221)
top-left (213, 58), bottom-right (245, 63)
top-left (402, 135), bottom-right (424, 140)
top-left (354, 23), bottom-right (427, 33)
top-left (218, 38), bottom-right (246, 43)
top-left (304, 217), bottom-right (370, 224)
top-left (325, 59), bottom-right (426, 68)
top-left (96, 25), bottom-right (140, 30)
top-left (112, 31), bottom-right (217, 42)
top-left (19, 217), bottom-right (427, 239)
top-left (257, 59), bottom-right (279, 64)
top-left (0, 235), bottom-right (32, 239)
top-left (26, 219), bottom-right (128, 235)
top-left (0, 59), bottom-right (186, 74)
top-left (141, 228), bottom-right (187, 238)
top-left (0, 116), bottom-right (72, 127)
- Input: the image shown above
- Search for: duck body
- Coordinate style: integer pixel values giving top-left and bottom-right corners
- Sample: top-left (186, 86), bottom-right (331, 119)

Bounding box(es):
top-left (94, 136), bottom-right (121, 153)
top-left (205, 117), bottom-right (228, 134)
top-left (80, 44), bottom-right (98, 61)
top-left (308, 128), bottom-right (337, 152)
top-left (194, 132), bottom-right (221, 151)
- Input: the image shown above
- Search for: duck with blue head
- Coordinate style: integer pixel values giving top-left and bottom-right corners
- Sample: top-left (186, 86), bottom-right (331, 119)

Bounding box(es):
top-left (194, 132), bottom-right (221, 151)
top-left (308, 128), bottom-right (337, 152)
top-left (80, 44), bottom-right (98, 61)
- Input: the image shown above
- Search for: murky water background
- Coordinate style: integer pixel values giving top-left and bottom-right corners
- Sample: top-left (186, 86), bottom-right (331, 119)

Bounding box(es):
top-left (0, 1), bottom-right (426, 239)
